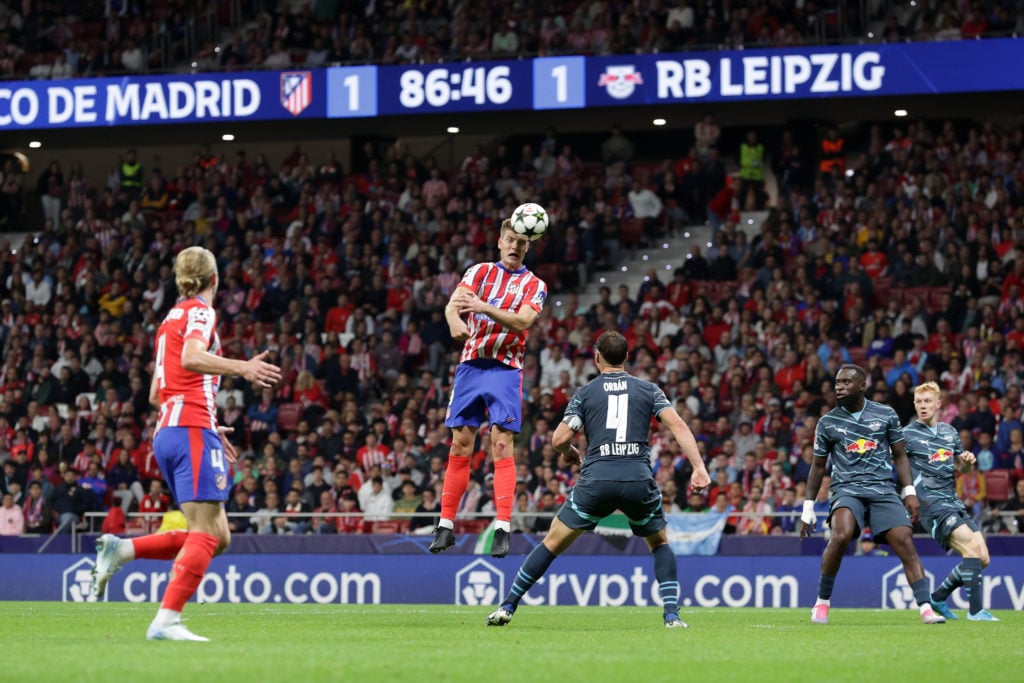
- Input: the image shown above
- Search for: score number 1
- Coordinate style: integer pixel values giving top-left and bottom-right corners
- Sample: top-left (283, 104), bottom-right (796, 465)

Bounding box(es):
top-left (328, 66), bottom-right (378, 118)
top-left (533, 56), bottom-right (585, 110)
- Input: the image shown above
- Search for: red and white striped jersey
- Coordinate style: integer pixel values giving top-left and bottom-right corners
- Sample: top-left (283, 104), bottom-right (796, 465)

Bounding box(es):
top-left (154, 296), bottom-right (221, 431)
top-left (457, 262), bottom-right (547, 370)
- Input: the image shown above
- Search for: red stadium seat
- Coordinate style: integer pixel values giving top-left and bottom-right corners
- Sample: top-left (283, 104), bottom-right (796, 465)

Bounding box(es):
top-left (277, 403), bottom-right (303, 432)
top-left (454, 519), bottom-right (490, 534)
top-left (620, 218), bottom-right (644, 248)
top-left (533, 263), bottom-right (561, 289)
top-left (985, 470), bottom-right (1012, 503)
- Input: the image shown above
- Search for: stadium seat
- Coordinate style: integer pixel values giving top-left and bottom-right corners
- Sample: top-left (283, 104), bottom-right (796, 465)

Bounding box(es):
top-left (533, 263), bottom-right (561, 289)
top-left (454, 519), bottom-right (490, 534)
top-left (620, 218), bottom-right (644, 248)
top-left (984, 470), bottom-right (1012, 503)
top-left (277, 403), bottom-right (303, 432)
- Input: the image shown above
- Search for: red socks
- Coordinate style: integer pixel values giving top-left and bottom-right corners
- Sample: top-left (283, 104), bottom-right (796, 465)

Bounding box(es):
top-left (493, 458), bottom-right (516, 523)
top-left (132, 530), bottom-right (188, 560)
top-left (440, 455), bottom-right (471, 521)
top-left (160, 532), bottom-right (219, 612)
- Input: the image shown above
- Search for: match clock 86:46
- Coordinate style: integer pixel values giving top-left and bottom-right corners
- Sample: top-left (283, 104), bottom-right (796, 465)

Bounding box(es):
top-left (398, 66), bottom-right (513, 108)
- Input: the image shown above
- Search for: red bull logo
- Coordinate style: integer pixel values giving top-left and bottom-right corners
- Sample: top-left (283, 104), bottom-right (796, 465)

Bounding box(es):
top-left (846, 438), bottom-right (877, 454)
top-left (929, 448), bottom-right (954, 463)
top-left (597, 65), bottom-right (644, 99)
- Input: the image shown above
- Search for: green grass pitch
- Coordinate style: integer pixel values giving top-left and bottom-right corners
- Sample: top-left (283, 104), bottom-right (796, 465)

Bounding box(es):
top-left (3, 603), bottom-right (1020, 683)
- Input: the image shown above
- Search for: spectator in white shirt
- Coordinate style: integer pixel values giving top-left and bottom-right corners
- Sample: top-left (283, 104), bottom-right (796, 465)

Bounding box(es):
top-left (491, 23), bottom-right (520, 53)
top-left (120, 40), bottom-right (144, 71)
top-left (264, 39), bottom-right (292, 69)
top-left (361, 476), bottom-right (394, 521)
top-left (25, 270), bottom-right (52, 307)
top-left (539, 345), bottom-right (573, 389)
top-left (628, 180), bottom-right (663, 220)
top-left (665, 0), bottom-right (695, 30)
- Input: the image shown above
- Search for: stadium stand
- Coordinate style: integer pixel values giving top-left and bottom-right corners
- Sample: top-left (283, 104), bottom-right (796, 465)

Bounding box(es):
top-left (2, 1), bottom-right (1023, 78)
top-left (2, 1), bottom-right (1024, 539)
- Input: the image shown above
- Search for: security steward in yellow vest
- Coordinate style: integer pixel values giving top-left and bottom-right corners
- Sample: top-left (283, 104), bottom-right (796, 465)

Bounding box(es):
top-left (739, 130), bottom-right (766, 209)
top-left (121, 148), bottom-right (143, 196)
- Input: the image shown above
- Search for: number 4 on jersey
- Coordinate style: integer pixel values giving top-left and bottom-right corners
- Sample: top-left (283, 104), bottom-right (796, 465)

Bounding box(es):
top-left (606, 394), bottom-right (629, 443)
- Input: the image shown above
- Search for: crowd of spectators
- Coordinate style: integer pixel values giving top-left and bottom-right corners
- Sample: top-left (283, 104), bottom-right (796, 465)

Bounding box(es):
top-left (3, 106), bottom-right (1024, 539)
top-left (3, 0), bottom-right (1023, 79)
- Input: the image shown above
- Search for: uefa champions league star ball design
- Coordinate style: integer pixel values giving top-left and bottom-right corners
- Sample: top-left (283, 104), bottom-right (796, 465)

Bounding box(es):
top-left (509, 202), bottom-right (549, 241)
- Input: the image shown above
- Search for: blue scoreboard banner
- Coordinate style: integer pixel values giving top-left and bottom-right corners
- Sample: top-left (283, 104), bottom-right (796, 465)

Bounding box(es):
top-left (2, 39), bottom-right (1022, 129)
top-left (3, 553), bottom-right (1024, 610)
top-left (0, 69), bottom-right (327, 130)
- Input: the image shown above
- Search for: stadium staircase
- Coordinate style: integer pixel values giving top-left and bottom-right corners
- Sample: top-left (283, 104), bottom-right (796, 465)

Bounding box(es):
top-left (564, 211), bottom-right (769, 313)
top-left (570, 224), bottom-right (714, 313)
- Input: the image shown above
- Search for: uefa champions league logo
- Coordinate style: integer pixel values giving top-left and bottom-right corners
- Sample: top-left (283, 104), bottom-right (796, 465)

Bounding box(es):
top-left (63, 557), bottom-right (106, 602)
top-left (881, 564), bottom-right (934, 609)
top-left (455, 559), bottom-right (505, 606)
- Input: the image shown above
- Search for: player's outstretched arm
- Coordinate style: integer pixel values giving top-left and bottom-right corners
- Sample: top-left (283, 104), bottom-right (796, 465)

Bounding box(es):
top-left (891, 440), bottom-right (920, 522)
top-left (182, 340), bottom-right (282, 388)
top-left (658, 408), bottom-right (710, 491)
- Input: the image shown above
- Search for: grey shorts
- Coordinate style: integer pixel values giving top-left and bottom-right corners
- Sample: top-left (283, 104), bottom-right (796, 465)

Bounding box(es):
top-left (920, 498), bottom-right (979, 550)
top-left (557, 479), bottom-right (665, 537)
top-left (830, 489), bottom-right (911, 540)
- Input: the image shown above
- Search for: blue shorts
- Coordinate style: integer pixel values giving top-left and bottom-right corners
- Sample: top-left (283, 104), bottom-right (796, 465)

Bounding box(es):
top-left (444, 359), bottom-right (523, 433)
top-left (557, 478), bottom-right (665, 537)
top-left (154, 427), bottom-right (231, 504)
top-left (920, 498), bottom-right (979, 550)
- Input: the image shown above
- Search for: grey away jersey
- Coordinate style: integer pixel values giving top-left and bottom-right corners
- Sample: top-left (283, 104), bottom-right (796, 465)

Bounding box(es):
top-left (902, 419), bottom-right (964, 505)
top-left (813, 399), bottom-right (904, 495)
top-left (562, 371), bottom-right (672, 482)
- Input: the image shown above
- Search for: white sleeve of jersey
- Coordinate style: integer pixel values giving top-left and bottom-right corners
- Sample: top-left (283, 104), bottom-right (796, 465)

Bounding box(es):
top-left (184, 305), bottom-right (215, 343)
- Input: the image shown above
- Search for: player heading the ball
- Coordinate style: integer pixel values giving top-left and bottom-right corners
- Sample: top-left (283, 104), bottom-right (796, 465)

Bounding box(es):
top-left (430, 213), bottom-right (549, 558)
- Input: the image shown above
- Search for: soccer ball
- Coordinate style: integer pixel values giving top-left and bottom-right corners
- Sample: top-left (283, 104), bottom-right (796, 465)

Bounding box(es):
top-left (509, 202), bottom-right (549, 241)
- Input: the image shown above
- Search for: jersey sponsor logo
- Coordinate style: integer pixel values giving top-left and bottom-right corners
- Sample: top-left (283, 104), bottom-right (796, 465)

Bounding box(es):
top-left (929, 448), bottom-right (954, 463)
top-left (845, 438), bottom-right (877, 455)
top-left (530, 289), bottom-right (546, 307)
top-left (868, 422), bottom-right (882, 430)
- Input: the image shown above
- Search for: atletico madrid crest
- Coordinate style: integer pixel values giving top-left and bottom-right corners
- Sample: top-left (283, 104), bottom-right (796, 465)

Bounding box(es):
top-left (281, 71), bottom-right (312, 116)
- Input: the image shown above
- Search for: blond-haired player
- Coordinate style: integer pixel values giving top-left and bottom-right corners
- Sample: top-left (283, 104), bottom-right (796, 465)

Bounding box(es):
top-left (903, 381), bottom-right (998, 621)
